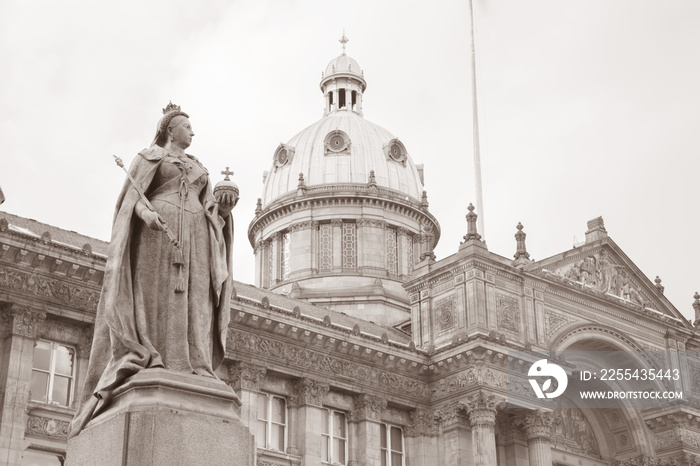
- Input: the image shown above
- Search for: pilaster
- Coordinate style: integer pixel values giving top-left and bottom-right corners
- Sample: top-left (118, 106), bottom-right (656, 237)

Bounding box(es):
top-left (290, 378), bottom-right (329, 466)
top-left (352, 394), bottom-right (387, 466)
top-left (436, 402), bottom-right (471, 466)
top-left (0, 304), bottom-right (46, 465)
top-left (227, 361), bottom-right (267, 431)
top-left (404, 408), bottom-right (439, 466)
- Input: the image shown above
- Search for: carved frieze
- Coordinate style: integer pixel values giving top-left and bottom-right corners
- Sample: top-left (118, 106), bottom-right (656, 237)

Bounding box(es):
top-left (0, 265), bottom-right (100, 311)
top-left (430, 363), bottom-right (510, 400)
top-left (26, 415), bottom-right (70, 440)
top-left (228, 329), bottom-right (428, 399)
top-left (495, 293), bottom-right (520, 334)
top-left (551, 407), bottom-right (599, 454)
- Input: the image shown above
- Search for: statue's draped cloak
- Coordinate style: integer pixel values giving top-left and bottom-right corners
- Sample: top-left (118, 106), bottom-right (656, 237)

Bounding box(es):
top-left (69, 146), bottom-right (233, 436)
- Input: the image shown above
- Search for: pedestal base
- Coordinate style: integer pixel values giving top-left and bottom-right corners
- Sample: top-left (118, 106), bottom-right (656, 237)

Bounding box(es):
top-left (66, 369), bottom-right (255, 466)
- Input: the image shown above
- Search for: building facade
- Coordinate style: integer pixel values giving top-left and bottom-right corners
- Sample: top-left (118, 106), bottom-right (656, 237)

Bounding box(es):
top-left (1, 48), bottom-right (700, 466)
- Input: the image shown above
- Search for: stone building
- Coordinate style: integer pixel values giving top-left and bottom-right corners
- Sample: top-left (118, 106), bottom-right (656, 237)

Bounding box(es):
top-left (2, 47), bottom-right (700, 466)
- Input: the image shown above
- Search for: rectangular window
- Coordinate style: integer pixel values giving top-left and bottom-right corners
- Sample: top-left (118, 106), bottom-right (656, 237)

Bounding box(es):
top-left (31, 341), bottom-right (75, 407)
top-left (256, 393), bottom-right (287, 452)
top-left (319, 223), bottom-right (332, 272)
top-left (322, 410), bottom-right (347, 465)
top-left (342, 223), bottom-right (356, 271)
top-left (386, 228), bottom-right (397, 275)
top-left (380, 424), bottom-right (404, 466)
top-left (280, 232), bottom-right (291, 281)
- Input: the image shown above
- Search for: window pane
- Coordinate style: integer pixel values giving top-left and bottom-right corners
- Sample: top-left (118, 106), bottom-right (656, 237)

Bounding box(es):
top-left (51, 376), bottom-right (71, 406)
top-left (322, 435), bottom-right (329, 461)
top-left (30, 371), bottom-right (49, 403)
top-left (323, 410), bottom-right (330, 434)
top-left (53, 345), bottom-right (74, 376)
top-left (334, 438), bottom-right (346, 464)
top-left (33, 342), bottom-right (51, 371)
top-left (257, 394), bottom-right (268, 420)
top-left (391, 452), bottom-right (403, 465)
top-left (271, 397), bottom-right (285, 424)
top-left (380, 424), bottom-right (387, 448)
top-left (333, 412), bottom-right (346, 438)
top-left (391, 426), bottom-right (403, 452)
top-left (255, 420), bottom-right (266, 448)
top-left (381, 451), bottom-right (387, 466)
top-left (272, 423), bottom-right (285, 451)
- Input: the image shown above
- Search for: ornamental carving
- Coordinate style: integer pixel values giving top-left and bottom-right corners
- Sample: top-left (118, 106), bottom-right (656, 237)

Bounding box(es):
top-left (516, 409), bottom-right (553, 441)
top-left (555, 250), bottom-right (651, 308)
top-left (26, 415), bottom-right (70, 440)
top-left (552, 407), bottom-right (599, 454)
top-left (463, 391), bottom-right (503, 427)
top-left (37, 319), bottom-right (82, 345)
top-left (545, 311), bottom-right (574, 339)
top-left (228, 361), bottom-right (267, 391)
top-left (404, 408), bottom-right (437, 438)
top-left (352, 394), bottom-right (387, 422)
top-left (289, 378), bottom-right (329, 408)
top-left (228, 329), bottom-right (428, 399)
top-left (430, 364), bottom-right (510, 400)
top-left (2, 305), bottom-right (46, 338)
top-left (435, 296), bottom-right (455, 333)
top-left (435, 402), bottom-right (468, 430)
top-left (289, 221), bottom-right (313, 232)
top-left (0, 266), bottom-right (100, 311)
top-left (357, 219), bottom-right (386, 229)
top-left (495, 293), bottom-right (520, 333)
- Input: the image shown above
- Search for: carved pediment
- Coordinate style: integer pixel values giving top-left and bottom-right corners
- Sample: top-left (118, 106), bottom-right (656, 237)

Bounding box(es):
top-left (531, 242), bottom-right (690, 329)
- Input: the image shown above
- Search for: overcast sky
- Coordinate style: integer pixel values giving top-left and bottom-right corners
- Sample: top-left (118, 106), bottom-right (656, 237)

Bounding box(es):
top-left (1, 0), bottom-right (698, 321)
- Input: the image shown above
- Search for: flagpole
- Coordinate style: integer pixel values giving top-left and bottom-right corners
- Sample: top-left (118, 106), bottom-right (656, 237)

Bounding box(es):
top-left (469, 0), bottom-right (485, 239)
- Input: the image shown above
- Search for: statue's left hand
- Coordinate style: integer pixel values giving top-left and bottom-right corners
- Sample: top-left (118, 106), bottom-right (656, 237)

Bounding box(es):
top-left (216, 192), bottom-right (237, 215)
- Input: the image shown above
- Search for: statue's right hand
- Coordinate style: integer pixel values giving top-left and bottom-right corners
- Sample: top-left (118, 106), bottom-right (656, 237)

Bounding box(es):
top-left (141, 210), bottom-right (166, 231)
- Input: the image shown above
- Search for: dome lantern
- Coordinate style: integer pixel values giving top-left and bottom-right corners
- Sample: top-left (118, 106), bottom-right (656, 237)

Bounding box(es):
top-left (320, 32), bottom-right (367, 116)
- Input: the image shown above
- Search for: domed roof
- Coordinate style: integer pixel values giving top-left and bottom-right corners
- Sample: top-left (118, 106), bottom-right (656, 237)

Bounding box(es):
top-left (324, 54), bottom-right (363, 79)
top-left (261, 111), bottom-right (424, 207)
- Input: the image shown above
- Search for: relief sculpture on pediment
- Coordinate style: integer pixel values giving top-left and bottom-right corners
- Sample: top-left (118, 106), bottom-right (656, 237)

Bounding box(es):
top-left (559, 250), bottom-right (650, 308)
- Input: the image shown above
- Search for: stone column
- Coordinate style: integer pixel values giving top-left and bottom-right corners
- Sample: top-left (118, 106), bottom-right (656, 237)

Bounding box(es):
top-left (290, 378), bottom-right (329, 466)
top-left (519, 409), bottom-right (553, 466)
top-left (0, 304), bottom-right (46, 465)
top-left (404, 408), bottom-right (439, 466)
top-left (352, 394), bottom-right (387, 466)
top-left (436, 402), bottom-right (471, 466)
top-left (464, 391), bottom-right (500, 466)
top-left (227, 361), bottom-right (267, 433)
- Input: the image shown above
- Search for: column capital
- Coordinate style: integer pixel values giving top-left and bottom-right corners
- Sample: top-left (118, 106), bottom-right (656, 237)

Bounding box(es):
top-left (288, 378), bottom-right (329, 408)
top-left (350, 394), bottom-right (387, 422)
top-left (1, 304), bottom-right (46, 338)
top-left (463, 391), bottom-right (504, 428)
top-left (435, 402), bottom-right (469, 431)
top-left (227, 361), bottom-right (267, 391)
top-left (404, 408), bottom-right (438, 438)
top-left (517, 409), bottom-right (554, 441)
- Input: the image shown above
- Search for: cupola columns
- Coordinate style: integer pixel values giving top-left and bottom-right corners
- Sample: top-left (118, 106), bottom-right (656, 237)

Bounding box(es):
top-left (320, 33), bottom-right (366, 116)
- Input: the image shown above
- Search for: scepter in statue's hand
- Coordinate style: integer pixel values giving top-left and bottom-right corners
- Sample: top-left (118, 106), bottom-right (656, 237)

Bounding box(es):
top-left (113, 155), bottom-right (180, 249)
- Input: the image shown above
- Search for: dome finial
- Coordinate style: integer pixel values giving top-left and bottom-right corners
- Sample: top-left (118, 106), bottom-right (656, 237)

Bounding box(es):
top-left (339, 30), bottom-right (348, 55)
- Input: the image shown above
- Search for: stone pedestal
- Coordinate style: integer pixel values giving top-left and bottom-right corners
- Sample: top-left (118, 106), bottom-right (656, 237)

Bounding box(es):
top-left (66, 369), bottom-right (255, 466)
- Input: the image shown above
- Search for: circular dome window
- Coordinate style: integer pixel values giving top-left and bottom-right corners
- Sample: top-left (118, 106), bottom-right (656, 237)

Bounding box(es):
top-left (324, 130), bottom-right (350, 155)
top-left (273, 143), bottom-right (295, 169)
top-left (384, 138), bottom-right (407, 165)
